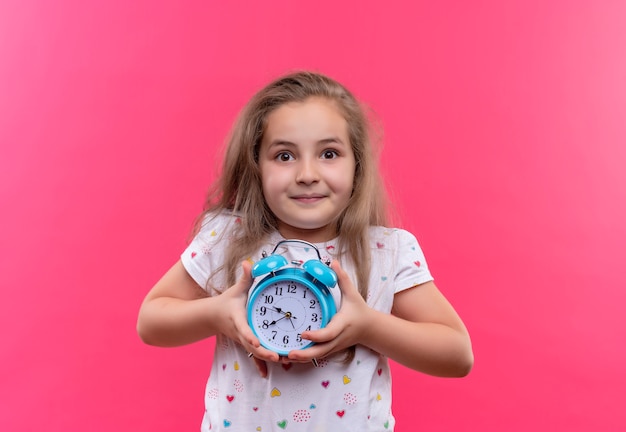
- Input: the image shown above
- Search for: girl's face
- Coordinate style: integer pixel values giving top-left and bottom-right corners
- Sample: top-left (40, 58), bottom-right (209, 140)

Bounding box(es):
top-left (258, 97), bottom-right (356, 243)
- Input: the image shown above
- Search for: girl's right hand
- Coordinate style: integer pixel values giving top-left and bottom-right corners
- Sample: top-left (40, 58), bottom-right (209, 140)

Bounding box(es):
top-left (137, 259), bottom-right (279, 377)
top-left (215, 261), bottom-right (281, 368)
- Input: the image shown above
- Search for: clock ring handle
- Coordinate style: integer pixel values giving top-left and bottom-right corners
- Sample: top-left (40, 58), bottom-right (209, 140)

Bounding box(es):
top-left (271, 239), bottom-right (324, 261)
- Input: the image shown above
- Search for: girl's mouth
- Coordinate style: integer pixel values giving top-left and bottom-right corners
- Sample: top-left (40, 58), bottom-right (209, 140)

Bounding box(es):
top-left (292, 195), bottom-right (325, 204)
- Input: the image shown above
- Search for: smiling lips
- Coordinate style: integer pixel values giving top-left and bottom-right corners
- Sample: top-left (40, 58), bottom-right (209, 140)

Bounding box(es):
top-left (291, 194), bottom-right (326, 204)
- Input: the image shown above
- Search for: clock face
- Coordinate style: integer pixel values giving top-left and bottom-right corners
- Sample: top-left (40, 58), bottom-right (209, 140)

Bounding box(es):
top-left (248, 277), bottom-right (326, 354)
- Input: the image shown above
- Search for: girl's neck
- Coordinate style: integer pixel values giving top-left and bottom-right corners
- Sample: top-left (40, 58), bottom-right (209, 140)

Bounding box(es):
top-left (275, 222), bottom-right (338, 244)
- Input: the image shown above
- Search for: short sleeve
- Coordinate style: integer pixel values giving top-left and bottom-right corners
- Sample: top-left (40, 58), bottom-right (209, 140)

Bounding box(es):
top-left (180, 212), bottom-right (239, 294)
top-left (393, 229), bottom-right (434, 293)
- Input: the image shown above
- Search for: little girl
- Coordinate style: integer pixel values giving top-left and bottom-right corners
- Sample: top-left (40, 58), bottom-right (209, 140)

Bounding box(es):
top-left (137, 71), bottom-right (473, 431)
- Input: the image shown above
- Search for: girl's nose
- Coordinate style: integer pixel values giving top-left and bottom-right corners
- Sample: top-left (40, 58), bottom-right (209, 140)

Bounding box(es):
top-left (295, 159), bottom-right (320, 184)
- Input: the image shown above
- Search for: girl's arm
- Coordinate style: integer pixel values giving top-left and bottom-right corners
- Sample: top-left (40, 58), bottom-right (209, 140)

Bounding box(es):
top-left (137, 260), bottom-right (221, 346)
top-left (289, 261), bottom-right (473, 377)
top-left (367, 281), bottom-right (473, 377)
top-left (137, 260), bottom-right (280, 363)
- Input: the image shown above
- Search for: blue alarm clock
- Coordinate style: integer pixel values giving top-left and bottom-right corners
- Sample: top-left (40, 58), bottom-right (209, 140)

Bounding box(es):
top-left (247, 240), bottom-right (338, 356)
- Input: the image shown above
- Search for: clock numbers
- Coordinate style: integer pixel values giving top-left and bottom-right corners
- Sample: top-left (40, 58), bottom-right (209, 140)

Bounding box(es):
top-left (251, 279), bottom-right (328, 352)
top-left (275, 284), bottom-right (298, 296)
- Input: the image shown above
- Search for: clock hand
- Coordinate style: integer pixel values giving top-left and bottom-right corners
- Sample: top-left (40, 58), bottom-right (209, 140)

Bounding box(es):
top-left (271, 307), bottom-right (286, 316)
top-left (269, 316), bottom-right (287, 325)
top-left (268, 310), bottom-right (298, 328)
top-left (271, 307), bottom-right (298, 320)
top-left (282, 311), bottom-right (298, 329)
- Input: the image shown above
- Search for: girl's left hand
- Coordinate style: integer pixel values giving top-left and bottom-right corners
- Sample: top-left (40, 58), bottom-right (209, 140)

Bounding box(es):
top-left (286, 260), bottom-right (372, 363)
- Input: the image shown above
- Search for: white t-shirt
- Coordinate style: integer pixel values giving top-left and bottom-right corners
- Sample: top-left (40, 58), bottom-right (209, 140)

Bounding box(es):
top-left (181, 212), bottom-right (433, 432)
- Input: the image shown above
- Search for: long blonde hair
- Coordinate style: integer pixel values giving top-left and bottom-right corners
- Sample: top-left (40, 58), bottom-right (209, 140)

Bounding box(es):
top-left (198, 71), bottom-right (389, 298)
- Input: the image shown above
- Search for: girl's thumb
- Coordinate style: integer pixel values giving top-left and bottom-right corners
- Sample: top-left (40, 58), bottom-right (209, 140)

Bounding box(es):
top-left (330, 260), bottom-right (354, 296)
top-left (235, 260), bottom-right (254, 292)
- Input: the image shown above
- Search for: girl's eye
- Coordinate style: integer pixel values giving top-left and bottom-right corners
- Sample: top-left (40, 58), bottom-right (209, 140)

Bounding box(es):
top-left (276, 152), bottom-right (294, 162)
top-left (321, 150), bottom-right (338, 159)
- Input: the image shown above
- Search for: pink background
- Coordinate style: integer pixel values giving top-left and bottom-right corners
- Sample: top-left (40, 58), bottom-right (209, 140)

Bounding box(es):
top-left (2, 1), bottom-right (625, 430)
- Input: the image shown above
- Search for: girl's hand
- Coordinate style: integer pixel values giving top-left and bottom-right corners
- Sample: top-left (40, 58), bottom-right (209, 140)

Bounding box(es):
top-left (215, 261), bottom-right (280, 373)
top-left (286, 260), bottom-right (372, 363)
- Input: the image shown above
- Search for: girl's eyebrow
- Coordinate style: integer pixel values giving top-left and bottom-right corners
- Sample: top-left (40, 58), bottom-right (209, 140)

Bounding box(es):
top-left (318, 137), bottom-right (346, 145)
top-left (268, 139), bottom-right (297, 147)
top-left (269, 137), bottom-right (346, 147)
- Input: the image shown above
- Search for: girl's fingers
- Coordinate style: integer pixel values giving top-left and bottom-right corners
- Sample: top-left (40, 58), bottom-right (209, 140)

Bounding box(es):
top-left (287, 340), bottom-right (336, 362)
top-left (301, 320), bottom-right (341, 343)
top-left (244, 339), bottom-right (281, 363)
top-left (330, 260), bottom-right (358, 298)
top-left (231, 260), bottom-right (254, 295)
